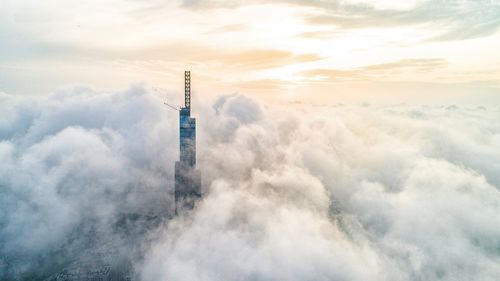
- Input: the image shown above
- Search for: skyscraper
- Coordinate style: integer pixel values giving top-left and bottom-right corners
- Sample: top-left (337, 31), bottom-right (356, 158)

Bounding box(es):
top-left (174, 71), bottom-right (201, 215)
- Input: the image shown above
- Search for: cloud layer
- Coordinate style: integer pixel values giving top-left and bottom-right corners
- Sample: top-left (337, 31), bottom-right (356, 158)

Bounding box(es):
top-left (0, 86), bottom-right (176, 279)
top-left (1, 86), bottom-right (500, 280)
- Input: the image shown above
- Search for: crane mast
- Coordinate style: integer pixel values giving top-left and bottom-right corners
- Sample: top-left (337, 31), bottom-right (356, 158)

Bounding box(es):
top-left (184, 71), bottom-right (191, 112)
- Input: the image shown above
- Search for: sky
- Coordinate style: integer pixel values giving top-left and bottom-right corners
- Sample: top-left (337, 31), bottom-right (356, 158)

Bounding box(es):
top-left (1, 2), bottom-right (500, 279)
top-left (1, 0), bottom-right (500, 105)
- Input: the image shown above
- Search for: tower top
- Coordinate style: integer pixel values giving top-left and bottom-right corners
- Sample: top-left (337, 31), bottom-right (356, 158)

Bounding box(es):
top-left (184, 71), bottom-right (191, 113)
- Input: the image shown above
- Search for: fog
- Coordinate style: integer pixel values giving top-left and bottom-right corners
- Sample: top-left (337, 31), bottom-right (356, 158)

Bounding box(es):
top-left (1, 86), bottom-right (499, 280)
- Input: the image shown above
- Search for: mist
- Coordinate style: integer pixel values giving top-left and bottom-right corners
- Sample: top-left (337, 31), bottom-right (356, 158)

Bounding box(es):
top-left (1, 86), bottom-right (499, 280)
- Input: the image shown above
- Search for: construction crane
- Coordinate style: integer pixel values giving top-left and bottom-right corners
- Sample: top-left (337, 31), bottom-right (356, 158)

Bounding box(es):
top-left (153, 86), bottom-right (180, 111)
top-left (184, 71), bottom-right (191, 113)
top-left (163, 102), bottom-right (180, 111)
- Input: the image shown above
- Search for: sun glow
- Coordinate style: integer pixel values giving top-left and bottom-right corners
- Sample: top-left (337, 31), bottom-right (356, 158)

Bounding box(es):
top-left (1, 0), bottom-right (499, 104)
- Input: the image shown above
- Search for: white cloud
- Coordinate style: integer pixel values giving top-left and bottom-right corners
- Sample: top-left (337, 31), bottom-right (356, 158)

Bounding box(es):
top-left (1, 86), bottom-right (499, 280)
top-left (144, 94), bottom-right (500, 281)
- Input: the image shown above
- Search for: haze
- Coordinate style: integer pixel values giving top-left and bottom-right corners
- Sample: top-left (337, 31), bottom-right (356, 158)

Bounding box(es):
top-left (1, 0), bottom-right (500, 104)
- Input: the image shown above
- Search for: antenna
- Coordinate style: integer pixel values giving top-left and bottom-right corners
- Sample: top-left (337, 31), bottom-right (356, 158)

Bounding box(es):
top-left (185, 71), bottom-right (191, 112)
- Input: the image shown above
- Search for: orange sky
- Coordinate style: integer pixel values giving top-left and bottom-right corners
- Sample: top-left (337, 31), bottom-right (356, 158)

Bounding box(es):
top-left (1, 0), bottom-right (499, 105)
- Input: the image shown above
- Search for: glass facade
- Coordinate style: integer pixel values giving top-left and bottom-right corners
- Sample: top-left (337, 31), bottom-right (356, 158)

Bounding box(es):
top-left (179, 107), bottom-right (196, 167)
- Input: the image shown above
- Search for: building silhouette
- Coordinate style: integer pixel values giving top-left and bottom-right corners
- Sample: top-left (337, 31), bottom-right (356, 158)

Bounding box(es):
top-left (174, 71), bottom-right (201, 215)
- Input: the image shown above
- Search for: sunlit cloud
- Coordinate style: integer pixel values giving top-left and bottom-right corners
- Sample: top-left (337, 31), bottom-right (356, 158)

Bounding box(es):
top-left (0, 0), bottom-right (499, 104)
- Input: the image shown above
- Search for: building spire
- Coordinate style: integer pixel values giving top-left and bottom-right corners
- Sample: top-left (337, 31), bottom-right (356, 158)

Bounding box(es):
top-left (175, 70), bottom-right (201, 215)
